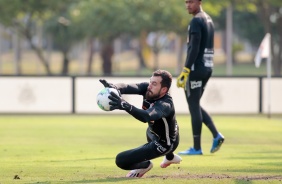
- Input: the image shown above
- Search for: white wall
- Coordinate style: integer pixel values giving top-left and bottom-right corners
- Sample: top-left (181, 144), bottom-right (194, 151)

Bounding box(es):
top-left (262, 78), bottom-right (282, 114)
top-left (75, 77), bottom-right (146, 114)
top-left (0, 76), bottom-right (281, 114)
top-left (201, 78), bottom-right (259, 114)
top-left (0, 77), bottom-right (72, 113)
top-left (76, 77), bottom-right (260, 114)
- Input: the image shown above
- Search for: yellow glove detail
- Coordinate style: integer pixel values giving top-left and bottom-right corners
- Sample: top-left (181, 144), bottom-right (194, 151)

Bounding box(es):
top-left (177, 67), bottom-right (190, 90)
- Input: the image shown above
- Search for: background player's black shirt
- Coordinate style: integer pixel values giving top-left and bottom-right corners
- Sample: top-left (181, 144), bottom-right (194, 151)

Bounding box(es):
top-left (115, 82), bottom-right (178, 146)
top-left (185, 11), bottom-right (214, 71)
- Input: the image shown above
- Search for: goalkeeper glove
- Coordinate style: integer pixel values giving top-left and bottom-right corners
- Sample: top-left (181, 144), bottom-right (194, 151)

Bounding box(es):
top-left (177, 67), bottom-right (190, 90)
top-left (108, 91), bottom-right (132, 111)
top-left (99, 79), bottom-right (121, 95)
top-left (99, 79), bottom-right (116, 89)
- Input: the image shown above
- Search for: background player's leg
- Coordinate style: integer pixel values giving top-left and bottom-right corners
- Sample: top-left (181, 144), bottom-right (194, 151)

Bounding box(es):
top-left (201, 106), bottom-right (225, 153)
top-left (202, 107), bottom-right (218, 138)
top-left (200, 71), bottom-right (218, 138)
top-left (187, 86), bottom-right (203, 151)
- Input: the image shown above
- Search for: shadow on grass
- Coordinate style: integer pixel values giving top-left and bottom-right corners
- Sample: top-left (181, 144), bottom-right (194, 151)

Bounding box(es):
top-left (67, 174), bottom-right (282, 183)
top-left (49, 157), bottom-right (114, 163)
top-left (26, 177), bottom-right (133, 184)
top-left (67, 177), bottom-right (135, 183)
top-left (26, 174), bottom-right (282, 184)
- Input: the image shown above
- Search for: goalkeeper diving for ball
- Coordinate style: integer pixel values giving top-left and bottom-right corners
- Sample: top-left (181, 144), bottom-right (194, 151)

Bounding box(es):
top-left (99, 69), bottom-right (182, 178)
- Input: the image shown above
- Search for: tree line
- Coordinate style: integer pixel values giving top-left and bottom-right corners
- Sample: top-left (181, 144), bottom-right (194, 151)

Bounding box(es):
top-left (0, 0), bottom-right (281, 76)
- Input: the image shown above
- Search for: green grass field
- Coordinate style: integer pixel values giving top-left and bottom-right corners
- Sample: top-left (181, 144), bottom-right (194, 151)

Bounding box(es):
top-left (1, 115), bottom-right (282, 184)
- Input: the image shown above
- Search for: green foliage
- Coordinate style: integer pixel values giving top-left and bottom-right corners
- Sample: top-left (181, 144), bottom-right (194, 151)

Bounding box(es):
top-left (202, 1), bottom-right (229, 17)
top-left (0, 0), bottom-right (82, 74)
top-left (73, 0), bottom-right (129, 41)
top-left (0, 0), bottom-right (281, 75)
top-left (73, 0), bottom-right (190, 40)
top-left (0, 0), bottom-right (73, 25)
top-left (44, 1), bottom-right (83, 53)
top-left (233, 10), bottom-right (265, 45)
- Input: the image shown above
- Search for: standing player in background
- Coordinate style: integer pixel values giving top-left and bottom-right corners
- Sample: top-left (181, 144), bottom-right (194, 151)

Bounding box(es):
top-left (99, 70), bottom-right (182, 178)
top-left (177, 0), bottom-right (224, 155)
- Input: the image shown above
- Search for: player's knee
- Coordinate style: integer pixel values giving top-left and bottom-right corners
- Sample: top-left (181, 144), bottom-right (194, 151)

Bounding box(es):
top-left (115, 153), bottom-right (127, 169)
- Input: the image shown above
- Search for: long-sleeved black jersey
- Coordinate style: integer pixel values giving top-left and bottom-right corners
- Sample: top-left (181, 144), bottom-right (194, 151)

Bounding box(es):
top-left (115, 82), bottom-right (178, 146)
top-left (185, 10), bottom-right (214, 71)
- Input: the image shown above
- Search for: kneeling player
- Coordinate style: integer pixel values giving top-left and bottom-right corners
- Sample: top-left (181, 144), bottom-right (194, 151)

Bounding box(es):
top-left (99, 70), bottom-right (182, 178)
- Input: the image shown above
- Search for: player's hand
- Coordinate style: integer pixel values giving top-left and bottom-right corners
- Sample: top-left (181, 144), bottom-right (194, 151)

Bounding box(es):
top-left (99, 79), bottom-right (122, 96)
top-left (108, 92), bottom-right (132, 111)
top-left (177, 67), bottom-right (190, 90)
top-left (99, 79), bottom-right (116, 88)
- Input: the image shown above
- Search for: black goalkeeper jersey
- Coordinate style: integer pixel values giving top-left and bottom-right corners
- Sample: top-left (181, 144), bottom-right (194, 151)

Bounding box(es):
top-left (185, 10), bottom-right (214, 71)
top-left (115, 82), bottom-right (178, 146)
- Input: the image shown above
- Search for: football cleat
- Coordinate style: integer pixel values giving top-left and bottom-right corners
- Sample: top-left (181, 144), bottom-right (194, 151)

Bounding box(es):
top-left (178, 147), bottom-right (203, 155)
top-left (210, 132), bottom-right (224, 153)
top-left (126, 161), bottom-right (153, 178)
top-left (160, 154), bottom-right (182, 168)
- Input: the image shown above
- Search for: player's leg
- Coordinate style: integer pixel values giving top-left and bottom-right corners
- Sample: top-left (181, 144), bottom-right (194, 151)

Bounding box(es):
top-left (188, 86), bottom-right (203, 151)
top-left (146, 127), bottom-right (159, 142)
top-left (160, 134), bottom-right (182, 168)
top-left (115, 140), bottom-right (169, 177)
top-left (200, 72), bottom-right (225, 153)
top-left (178, 71), bottom-right (203, 155)
top-left (202, 107), bottom-right (218, 138)
top-left (147, 126), bottom-right (182, 168)
top-left (200, 72), bottom-right (219, 137)
top-left (125, 160), bottom-right (153, 178)
top-left (115, 143), bottom-right (156, 170)
top-left (202, 107), bottom-right (224, 153)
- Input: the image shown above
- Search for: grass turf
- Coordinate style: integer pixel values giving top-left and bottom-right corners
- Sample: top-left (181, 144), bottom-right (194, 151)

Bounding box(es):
top-left (0, 115), bottom-right (282, 184)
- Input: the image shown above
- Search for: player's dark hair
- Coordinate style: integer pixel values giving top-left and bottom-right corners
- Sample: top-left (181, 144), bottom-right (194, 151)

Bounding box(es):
top-left (153, 70), bottom-right (172, 90)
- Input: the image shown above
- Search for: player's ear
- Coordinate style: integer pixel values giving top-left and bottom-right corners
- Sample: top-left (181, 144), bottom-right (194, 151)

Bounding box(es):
top-left (161, 87), bottom-right (168, 94)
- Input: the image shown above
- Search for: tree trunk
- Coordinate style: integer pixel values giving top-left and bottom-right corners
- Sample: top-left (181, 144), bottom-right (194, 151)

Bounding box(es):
top-left (138, 30), bottom-right (148, 69)
top-left (16, 21), bottom-right (52, 75)
top-left (100, 42), bottom-right (114, 76)
top-left (0, 25), bottom-right (2, 74)
top-left (256, 1), bottom-right (281, 76)
top-left (30, 40), bottom-right (52, 75)
top-left (275, 14), bottom-right (282, 76)
top-left (175, 35), bottom-right (184, 75)
top-left (61, 51), bottom-right (69, 75)
top-left (87, 38), bottom-right (94, 75)
top-left (226, 3), bottom-right (233, 76)
top-left (13, 30), bottom-right (21, 75)
top-left (136, 42), bottom-right (146, 68)
top-left (153, 51), bottom-right (159, 71)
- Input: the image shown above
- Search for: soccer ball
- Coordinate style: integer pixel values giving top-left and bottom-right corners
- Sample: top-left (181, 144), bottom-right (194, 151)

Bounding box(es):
top-left (96, 87), bottom-right (120, 111)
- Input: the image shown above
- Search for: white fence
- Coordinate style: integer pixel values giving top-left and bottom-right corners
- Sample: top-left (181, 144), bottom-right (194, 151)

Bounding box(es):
top-left (0, 76), bottom-right (281, 114)
top-left (0, 77), bottom-right (72, 113)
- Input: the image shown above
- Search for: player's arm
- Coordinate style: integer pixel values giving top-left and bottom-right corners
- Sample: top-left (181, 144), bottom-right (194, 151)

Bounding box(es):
top-left (108, 92), bottom-right (170, 123)
top-left (99, 79), bottom-right (148, 95)
top-left (126, 103), bottom-right (169, 123)
top-left (185, 19), bottom-right (201, 69)
top-left (177, 19), bottom-right (201, 89)
top-left (115, 82), bottom-right (148, 95)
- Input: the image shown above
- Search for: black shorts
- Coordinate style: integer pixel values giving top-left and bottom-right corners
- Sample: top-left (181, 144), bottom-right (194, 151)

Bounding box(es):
top-left (186, 69), bottom-right (212, 98)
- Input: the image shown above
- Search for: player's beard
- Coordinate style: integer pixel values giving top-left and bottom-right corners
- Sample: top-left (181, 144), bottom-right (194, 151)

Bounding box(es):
top-left (145, 89), bottom-right (161, 100)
